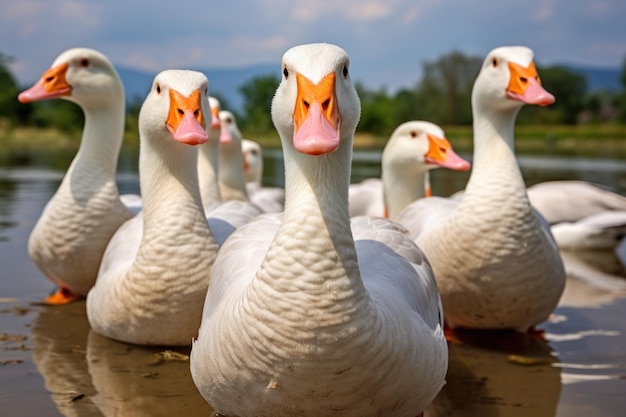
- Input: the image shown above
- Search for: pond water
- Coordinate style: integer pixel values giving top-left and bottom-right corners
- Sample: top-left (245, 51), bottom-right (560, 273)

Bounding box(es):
top-left (1, 148), bottom-right (625, 417)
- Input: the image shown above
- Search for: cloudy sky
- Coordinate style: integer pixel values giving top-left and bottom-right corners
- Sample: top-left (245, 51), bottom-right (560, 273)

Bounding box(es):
top-left (2, 0), bottom-right (625, 92)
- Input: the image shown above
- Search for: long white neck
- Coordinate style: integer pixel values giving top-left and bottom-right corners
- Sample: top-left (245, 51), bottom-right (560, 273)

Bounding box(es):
top-left (384, 166), bottom-right (429, 221)
top-left (198, 139), bottom-right (222, 207)
top-left (66, 105), bottom-right (124, 189)
top-left (253, 138), bottom-right (368, 312)
top-left (463, 105), bottom-right (527, 202)
top-left (219, 142), bottom-right (249, 201)
top-left (139, 137), bottom-right (208, 236)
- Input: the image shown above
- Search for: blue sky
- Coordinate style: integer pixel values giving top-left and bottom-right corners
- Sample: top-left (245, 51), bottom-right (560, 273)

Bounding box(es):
top-left (2, 0), bottom-right (625, 92)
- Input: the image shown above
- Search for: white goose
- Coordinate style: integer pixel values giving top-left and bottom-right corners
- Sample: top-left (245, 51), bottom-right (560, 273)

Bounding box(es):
top-left (190, 43), bottom-right (447, 417)
top-left (86, 70), bottom-right (219, 346)
top-left (382, 121), bottom-right (470, 220)
top-left (527, 180), bottom-right (626, 251)
top-left (242, 138), bottom-right (263, 184)
top-left (527, 180), bottom-right (626, 225)
top-left (242, 138), bottom-right (286, 213)
top-left (349, 122), bottom-right (470, 218)
top-left (398, 46), bottom-right (566, 332)
top-left (196, 95), bottom-right (223, 208)
top-left (217, 110), bottom-right (250, 202)
top-left (18, 48), bottom-right (134, 304)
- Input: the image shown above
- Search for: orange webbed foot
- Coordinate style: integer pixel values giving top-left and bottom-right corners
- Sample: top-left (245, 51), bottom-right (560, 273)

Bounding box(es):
top-left (43, 287), bottom-right (81, 305)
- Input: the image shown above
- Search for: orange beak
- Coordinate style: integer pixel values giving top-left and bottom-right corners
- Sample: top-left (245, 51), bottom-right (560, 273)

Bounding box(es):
top-left (424, 133), bottom-right (471, 171)
top-left (292, 72), bottom-right (340, 155)
top-left (166, 88), bottom-right (208, 145)
top-left (18, 62), bottom-right (72, 103)
top-left (506, 61), bottom-right (555, 106)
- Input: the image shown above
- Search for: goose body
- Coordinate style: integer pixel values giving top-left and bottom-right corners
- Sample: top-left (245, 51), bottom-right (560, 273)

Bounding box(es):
top-left (87, 70), bottom-right (219, 346)
top-left (527, 180), bottom-right (626, 225)
top-left (398, 46), bottom-right (566, 332)
top-left (18, 48), bottom-right (134, 303)
top-left (190, 43), bottom-right (447, 417)
top-left (528, 180), bottom-right (626, 250)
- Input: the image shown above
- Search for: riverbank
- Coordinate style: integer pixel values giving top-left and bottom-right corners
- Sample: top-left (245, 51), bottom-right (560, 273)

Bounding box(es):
top-left (2, 124), bottom-right (626, 161)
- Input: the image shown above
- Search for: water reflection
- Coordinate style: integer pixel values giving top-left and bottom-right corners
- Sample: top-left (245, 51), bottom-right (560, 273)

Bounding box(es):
top-left (30, 302), bottom-right (102, 417)
top-left (29, 301), bottom-right (213, 417)
top-left (86, 332), bottom-right (213, 417)
top-left (426, 332), bottom-right (561, 417)
top-left (558, 249), bottom-right (626, 308)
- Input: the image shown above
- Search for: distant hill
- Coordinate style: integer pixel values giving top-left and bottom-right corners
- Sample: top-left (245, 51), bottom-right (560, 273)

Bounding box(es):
top-left (117, 64), bottom-right (278, 112)
top-left (563, 64), bottom-right (621, 92)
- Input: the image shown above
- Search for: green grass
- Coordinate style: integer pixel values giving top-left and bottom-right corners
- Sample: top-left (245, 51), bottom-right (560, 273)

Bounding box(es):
top-left (2, 124), bottom-right (626, 161)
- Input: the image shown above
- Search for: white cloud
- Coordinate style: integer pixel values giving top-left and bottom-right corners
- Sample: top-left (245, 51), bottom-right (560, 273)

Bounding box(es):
top-left (3, 0), bottom-right (626, 89)
top-left (533, 0), bottom-right (555, 21)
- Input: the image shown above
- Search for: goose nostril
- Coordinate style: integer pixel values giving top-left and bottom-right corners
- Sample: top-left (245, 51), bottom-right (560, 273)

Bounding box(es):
top-left (322, 99), bottom-right (330, 111)
top-left (177, 109), bottom-right (184, 116)
top-left (520, 77), bottom-right (528, 83)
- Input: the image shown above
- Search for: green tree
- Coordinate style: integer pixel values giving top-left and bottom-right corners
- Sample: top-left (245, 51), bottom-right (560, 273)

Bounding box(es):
top-left (525, 65), bottom-right (586, 125)
top-left (238, 74), bottom-right (280, 135)
top-left (29, 100), bottom-right (83, 133)
top-left (417, 51), bottom-right (482, 125)
top-left (0, 52), bottom-right (23, 126)
top-left (618, 55), bottom-right (626, 122)
top-left (356, 83), bottom-right (397, 135)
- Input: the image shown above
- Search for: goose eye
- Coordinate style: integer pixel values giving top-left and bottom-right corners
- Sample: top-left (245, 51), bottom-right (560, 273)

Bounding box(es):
top-left (343, 66), bottom-right (348, 77)
top-left (410, 131), bottom-right (418, 138)
top-left (204, 87), bottom-right (208, 96)
top-left (156, 84), bottom-right (161, 94)
top-left (491, 58), bottom-right (498, 67)
top-left (80, 58), bottom-right (90, 67)
top-left (283, 67), bottom-right (289, 79)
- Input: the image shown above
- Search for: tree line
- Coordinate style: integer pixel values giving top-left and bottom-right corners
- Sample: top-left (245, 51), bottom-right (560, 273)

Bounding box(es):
top-left (2, 50), bottom-right (626, 141)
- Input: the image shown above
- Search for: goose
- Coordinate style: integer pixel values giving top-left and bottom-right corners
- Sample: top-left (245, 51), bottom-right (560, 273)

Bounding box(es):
top-left (242, 138), bottom-right (286, 213)
top-left (204, 109), bottom-right (263, 239)
top-left (196, 96), bottom-right (223, 208)
top-left (527, 180), bottom-right (626, 225)
top-left (86, 69), bottom-right (220, 346)
top-left (382, 121), bottom-right (470, 220)
top-left (397, 46), bottom-right (566, 332)
top-left (349, 122), bottom-right (470, 218)
top-left (242, 138), bottom-right (263, 184)
top-left (190, 43), bottom-right (447, 417)
top-left (217, 110), bottom-right (250, 202)
top-left (17, 48), bottom-right (134, 304)
top-left (528, 180), bottom-right (626, 251)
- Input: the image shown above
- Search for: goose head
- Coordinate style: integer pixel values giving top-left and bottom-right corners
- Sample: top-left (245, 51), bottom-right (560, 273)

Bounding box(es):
top-left (218, 110), bottom-right (243, 149)
top-left (271, 43), bottom-right (360, 158)
top-left (242, 139), bottom-right (263, 184)
top-left (382, 121), bottom-right (470, 176)
top-left (139, 70), bottom-right (209, 148)
top-left (18, 48), bottom-right (124, 110)
top-left (472, 46), bottom-right (555, 114)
